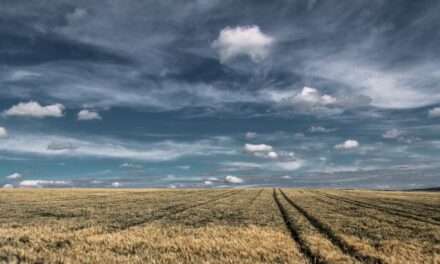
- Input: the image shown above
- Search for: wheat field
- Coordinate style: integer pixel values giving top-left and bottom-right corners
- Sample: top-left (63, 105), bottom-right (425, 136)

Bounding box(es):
top-left (0, 188), bottom-right (439, 264)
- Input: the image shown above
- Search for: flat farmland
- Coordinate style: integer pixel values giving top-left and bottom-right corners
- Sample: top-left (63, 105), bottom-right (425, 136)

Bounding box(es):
top-left (0, 189), bottom-right (439, 264)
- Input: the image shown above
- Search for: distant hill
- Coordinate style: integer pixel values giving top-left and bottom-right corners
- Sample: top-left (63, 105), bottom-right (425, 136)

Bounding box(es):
top-left (410, 187), bottom-right (440, 192)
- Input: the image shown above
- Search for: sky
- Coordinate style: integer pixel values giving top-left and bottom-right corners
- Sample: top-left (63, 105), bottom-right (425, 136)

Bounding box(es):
top-left (1, 0), bottom-right (440, 189)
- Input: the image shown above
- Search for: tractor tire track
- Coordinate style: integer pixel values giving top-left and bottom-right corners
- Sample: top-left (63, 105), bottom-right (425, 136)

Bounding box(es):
top-left (273, 189), bottom-right (327, 264)
top-left (280, 189), bottom-right (382, 264)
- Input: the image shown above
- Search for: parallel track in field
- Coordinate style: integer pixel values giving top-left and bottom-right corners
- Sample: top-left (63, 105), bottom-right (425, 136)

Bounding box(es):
top-left (279, 189), bottom-right (382, 264)
top-left (312, 190), bottom-right (440, 227)
top-left (273, 189), bottom-right (327, 264)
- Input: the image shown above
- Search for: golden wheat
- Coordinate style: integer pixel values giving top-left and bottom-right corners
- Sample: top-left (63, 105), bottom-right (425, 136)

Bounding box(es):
top-left (0, 188), bottom-right (439, 264)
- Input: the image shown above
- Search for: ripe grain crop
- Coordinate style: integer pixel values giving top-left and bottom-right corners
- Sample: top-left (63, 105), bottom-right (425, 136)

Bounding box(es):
top-left (0, 188), bottom-right (439, 263)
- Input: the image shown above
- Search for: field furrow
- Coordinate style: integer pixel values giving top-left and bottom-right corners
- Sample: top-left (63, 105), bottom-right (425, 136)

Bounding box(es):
top-left (323, 190), bottom-right (440, 219)
top-left (279, 189), bottom-right (381, 264)
top-left (314, 191), bottom-right (440, 227)
top-left (273, 189), bottom-right (328, 264)
top-left (284, 190), bottom-right (440, 264)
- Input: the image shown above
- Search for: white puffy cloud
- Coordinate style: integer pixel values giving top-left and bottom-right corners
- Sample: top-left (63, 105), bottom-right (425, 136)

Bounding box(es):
top-left (47, 142), bottom-right (78, 151)
top-left (225, 175), bottom-right (244, 184)
top-left (310, 126), bottom-right (337, 133)
top-left (267, 151), bottom-right (279, 159)
top-left (6, 173), bottom-right (22, 179)
top-left (77, 109), bottom-right (102, 121)
top-left (19, 180), bottom-right (71, 187)
top-left (289, 86), bottom-right (336, 105)
top-left (111, 182), bottom-right (121, 187)
top-left (382, 129), bottom-right (403, 139)
top-left (244, 143), bottom-right (279, 159)
top-left (244, 143), bottom-right (273, 152)
top-left (428, 107), bottom-right (440, 119)
top-left (3, 101), bottom-right (64, 118)
top-left (279, 87), bottom-right (370, 115)
top-left (2, 184), bottom-right (13, 188)
top-left (245, 132), bottom-right (257, 139)
top-left (252, 151), bottom-right (280, 159)
top-left (335, 139), bottom-right (360, 149)
top-left (0, 127), bottom-right (7, 139)
top-left (212, 25), bottom-right (275, 63)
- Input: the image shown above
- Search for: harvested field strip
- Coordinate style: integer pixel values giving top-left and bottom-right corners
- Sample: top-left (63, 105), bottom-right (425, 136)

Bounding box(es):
top-left (249, 189), bottom-right (264, 206)
top-left (273, 189), bottom-right (326, 264)
top-left (314, 191), bottom-right (440, 227)
top-left (111, 189), bottom-right (244, 231)
top-left (0, 190), bottom-right (241, 231)
top-left (352, 191), bottom-right (440, 204)
top-left (0, 191), bottom-right (195, 215)
top-left (8, 190), bottom-right (201, 207)
top-left (0, 190), bottom-right (155, 204)
top-left (331, 190), bottom-right (440, 215)
top-left (280, 189), bottom-right (382, 264)
top-left (0, 190), bottom-right (208, 224)
top-left (307, 194), bottom-right (423, 233)
top-left (0, 190), bottom-right (239, 233)
top-left (162, 189), bottom-right (262, 227)
top-left (0, 190), bottom-right (205, 205)
top-left (1, 189), bottom-right (439, 263)
top-left (338, 193), bottom-right (440, 215)
top-left (294, 191), bottom-right (440, 250)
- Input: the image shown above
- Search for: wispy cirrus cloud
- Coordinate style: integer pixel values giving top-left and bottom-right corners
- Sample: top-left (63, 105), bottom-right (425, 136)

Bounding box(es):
top-left (5, 173), bottom-right (22, 179)
top-left (0, 133), bottom-right (235, 161)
